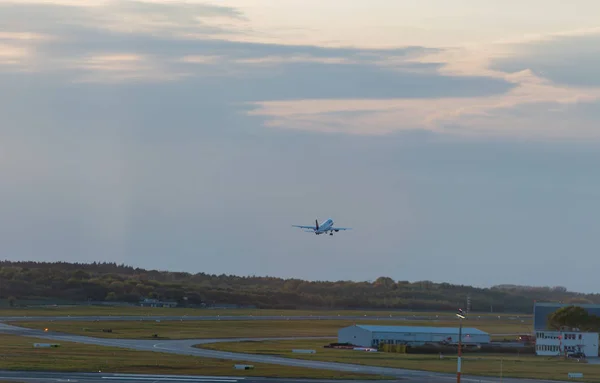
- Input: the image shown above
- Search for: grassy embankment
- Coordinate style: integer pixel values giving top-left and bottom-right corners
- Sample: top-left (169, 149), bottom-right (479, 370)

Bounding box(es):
top-left (13, 318), bottom-right (533, 340)
top-left (0, 334), bottom-right (385, 379)
top-left (198, 339), bottom-right (594, 382)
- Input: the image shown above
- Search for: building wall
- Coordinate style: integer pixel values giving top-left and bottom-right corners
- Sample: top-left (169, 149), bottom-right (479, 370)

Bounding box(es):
top-left (535, 330), bottom-right (599, 357)
top-left (338, 326), bottom-right (374, 347)
top-left (139, 300), bottom-right (177, 308)
top-left (534, 302), bottom-right (600, 330)
top-left (141, 303), bottom-right (176, 308)
top-left (370, 330), bottom-right (489, 346)
top-left (338, 326), bottom-right (490, 348)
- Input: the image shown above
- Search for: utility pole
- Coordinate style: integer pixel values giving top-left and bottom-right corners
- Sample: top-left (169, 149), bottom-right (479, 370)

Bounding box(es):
top-left (466, 294), bottom-right (471, 315)
top-left (456, 308), bottom-right (466, 383)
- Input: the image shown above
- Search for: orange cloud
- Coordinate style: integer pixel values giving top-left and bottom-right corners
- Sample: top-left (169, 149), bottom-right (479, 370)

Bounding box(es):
top-left (0, 43), bottom-right (31, 66)
top-left (248, 67), bottom-right (600, 139)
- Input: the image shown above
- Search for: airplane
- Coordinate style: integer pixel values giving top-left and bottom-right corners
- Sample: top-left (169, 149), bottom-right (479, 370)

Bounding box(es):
top-left (292, 218), bottom-right (352, 236)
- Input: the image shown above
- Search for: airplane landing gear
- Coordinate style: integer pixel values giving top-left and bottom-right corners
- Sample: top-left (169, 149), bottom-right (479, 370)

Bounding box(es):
top-left (329, 232), bottom-right (333, 236)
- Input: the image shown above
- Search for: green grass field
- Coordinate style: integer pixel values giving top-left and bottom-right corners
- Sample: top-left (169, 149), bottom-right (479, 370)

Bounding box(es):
top-left (0, 305), bottom-right (532, 319)
top-left (13, 318), bottom-right (533, 339)
top-left (198, 339), bottom-right (594, 382)
top-left (0, 334), bottom-right (384, 379)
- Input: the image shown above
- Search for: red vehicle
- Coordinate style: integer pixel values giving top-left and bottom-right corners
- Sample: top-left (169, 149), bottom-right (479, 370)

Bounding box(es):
top-left (517, 334), bottom-right (535, 344)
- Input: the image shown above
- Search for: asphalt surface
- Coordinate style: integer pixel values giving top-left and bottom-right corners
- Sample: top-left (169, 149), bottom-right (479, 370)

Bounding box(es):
top-left (0, 371), bottom-right (400, 383)
top-left (0, 315), bottom-right (530, 323)
top-left (0, 370), bottom-right (572, 383)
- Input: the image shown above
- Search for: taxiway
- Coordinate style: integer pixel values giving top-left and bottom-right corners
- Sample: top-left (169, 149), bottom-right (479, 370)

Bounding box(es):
top-left (0, 322), bottom-right (569, 383)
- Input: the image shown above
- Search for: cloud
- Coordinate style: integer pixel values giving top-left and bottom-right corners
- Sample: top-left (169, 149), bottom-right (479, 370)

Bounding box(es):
top-left (0, 0), bottom-right (246, 77)
top-left (0, 43), bottom-right (29, 66)
top-left (490, 31), bottom-right (600, 87)
top-left (241, 28), bottom-right (600, 139)
top-left (0, 0), bottom-right (517, 100)
top-left (178, 55), bottom-right (222, 64)
top-left (1, 0), bottom-right (598, 141)
top-left (0, 31), bottom-right (53, 68)
top-left (248, 68), bottom-right (600, 138)
top-left (0, 0), bottom-right (245, 36)
top-left (66, 53), bottom-right (191, 83)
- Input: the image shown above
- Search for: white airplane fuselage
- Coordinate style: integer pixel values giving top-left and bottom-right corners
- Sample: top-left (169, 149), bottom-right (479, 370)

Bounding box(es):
top-left (292, 217), bottom-right (351, 236)
top-left (314, 218), bottom-right (335, 235)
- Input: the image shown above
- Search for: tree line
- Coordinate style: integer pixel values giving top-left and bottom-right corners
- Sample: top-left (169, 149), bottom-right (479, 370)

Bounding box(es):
top-left (548, 305), bottom-right (600, 332)
top-left (1, 260), bottom-right (599, 312)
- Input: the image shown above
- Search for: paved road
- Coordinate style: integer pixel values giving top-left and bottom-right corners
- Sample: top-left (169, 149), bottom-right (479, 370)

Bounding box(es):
top-left (0, 370), bottom-right (570, 383)
top-left (0, 323), bottom-right (566, 383)
top-left (0, 371), bottom-right (401, 383)
top-left (0, 315), bottom-right (530, 323)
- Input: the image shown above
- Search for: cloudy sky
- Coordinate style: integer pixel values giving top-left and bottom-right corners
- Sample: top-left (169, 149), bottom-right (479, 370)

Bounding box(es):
top-left (2, 0), bottom-right (600, 293)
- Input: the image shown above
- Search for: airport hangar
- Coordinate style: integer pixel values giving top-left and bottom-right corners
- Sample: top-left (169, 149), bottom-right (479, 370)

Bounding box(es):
top-left (338, 325), bottom-right (491, 348)
top-left (534, 302), bottom-right (600, 330)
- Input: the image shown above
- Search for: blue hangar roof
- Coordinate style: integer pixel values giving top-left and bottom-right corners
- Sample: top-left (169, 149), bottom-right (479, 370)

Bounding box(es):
top-left (353, 325), bottom-right (489, 335)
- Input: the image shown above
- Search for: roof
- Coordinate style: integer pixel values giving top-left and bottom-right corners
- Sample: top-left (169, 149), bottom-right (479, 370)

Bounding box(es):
top-left (540, 330), bottom-right (599, 335)
top-left (353, 325), bottom-right (489, 335)
top-left (535, 302), bottom-right (600, 309)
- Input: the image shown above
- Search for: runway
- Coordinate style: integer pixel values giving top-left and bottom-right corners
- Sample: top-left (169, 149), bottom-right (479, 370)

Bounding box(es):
top-left (0, 370), bottom-right (571, 383)
top-left (0, 371), bottom-right (400, 383)
top-left (0, 323), bottom-right (567, 383)
top-left (0, 315), bottom-right (529, 323)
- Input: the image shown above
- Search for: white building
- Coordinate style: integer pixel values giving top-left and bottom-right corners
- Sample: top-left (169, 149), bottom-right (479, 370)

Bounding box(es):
top-left (338, 325), bottom-right (490, 348)
top-left (535, 330), bottom-right (598, 357)
top-left (139, 298), bottom-right (177, 308)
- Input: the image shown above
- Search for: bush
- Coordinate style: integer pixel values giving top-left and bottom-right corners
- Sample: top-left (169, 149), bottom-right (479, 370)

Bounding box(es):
top-left (405, 344), bottom-right (535, 355)
top-left (479, 345), bottom-right (535, 354)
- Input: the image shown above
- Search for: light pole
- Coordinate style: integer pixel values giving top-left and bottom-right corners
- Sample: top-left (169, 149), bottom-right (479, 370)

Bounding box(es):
top-left (456, 308), bottom-right (466, 383)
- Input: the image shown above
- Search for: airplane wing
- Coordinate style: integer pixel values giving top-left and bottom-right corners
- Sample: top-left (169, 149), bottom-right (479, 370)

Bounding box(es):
top-left (292, 225), bottom-right (316, 230)
top-left (331, 227), bottom-right (352, 230)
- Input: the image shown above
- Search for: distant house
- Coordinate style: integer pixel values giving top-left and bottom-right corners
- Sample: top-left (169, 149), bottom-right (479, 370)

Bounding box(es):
top-left (207, 303), bottom-right (257, 309)
top-left (139, 298), bottom-right (177, 308)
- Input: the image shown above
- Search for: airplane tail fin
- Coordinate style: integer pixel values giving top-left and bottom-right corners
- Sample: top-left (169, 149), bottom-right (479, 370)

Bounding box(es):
top-left (315, 219), bottom-right (319, 230)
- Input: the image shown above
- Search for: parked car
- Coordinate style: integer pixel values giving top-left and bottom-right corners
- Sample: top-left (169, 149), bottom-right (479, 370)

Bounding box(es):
top-left (567, 351), bottom-right (586, 359)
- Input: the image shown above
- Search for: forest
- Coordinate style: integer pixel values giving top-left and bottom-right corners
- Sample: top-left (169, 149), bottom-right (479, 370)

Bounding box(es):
top-left (1, 260), bottom-right (599, 313)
